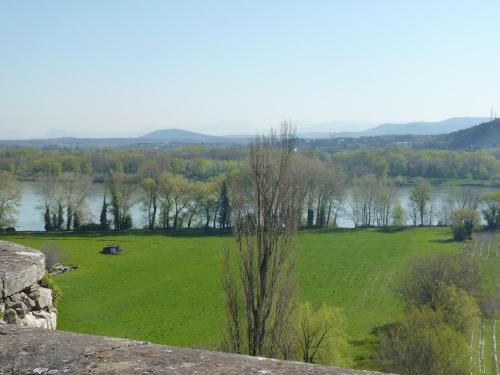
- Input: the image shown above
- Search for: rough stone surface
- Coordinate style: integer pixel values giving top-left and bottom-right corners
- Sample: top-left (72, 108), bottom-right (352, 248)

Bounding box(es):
top-left (0, 241), bottom-right (45, 299)
top-left (36, 288), bottom-right (52, 309)
top-left (0, 241), bottom-right (57, 330)
top-left (3, 309), bottom-right (18, 325)
top-left (0, 327), bottom-right (393, 375)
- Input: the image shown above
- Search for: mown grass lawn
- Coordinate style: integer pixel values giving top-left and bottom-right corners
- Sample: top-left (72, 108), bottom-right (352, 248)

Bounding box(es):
top-left (2, 228), bottom-right (462, 369)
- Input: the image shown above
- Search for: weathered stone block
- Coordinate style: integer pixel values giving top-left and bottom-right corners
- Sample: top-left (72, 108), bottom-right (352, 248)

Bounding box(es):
top-left (36, 287), bottom-right (53, 310)
top-left (0, 241), bottom-right (45, 299)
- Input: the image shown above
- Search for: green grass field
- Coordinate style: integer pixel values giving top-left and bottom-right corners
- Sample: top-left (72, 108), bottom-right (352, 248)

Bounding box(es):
top-left (2, 228), bottom-right (465, 369)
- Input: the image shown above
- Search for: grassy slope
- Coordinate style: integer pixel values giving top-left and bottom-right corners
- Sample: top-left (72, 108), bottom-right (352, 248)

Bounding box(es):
top-left (3, 228), bottom-right (461, 368)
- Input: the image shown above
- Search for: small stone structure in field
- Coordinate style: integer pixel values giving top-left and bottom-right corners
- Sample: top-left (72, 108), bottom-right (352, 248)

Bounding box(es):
top-left (101, 244), bottom-right (122, 255)
top-left (0, 241), bottom-right (57, 329)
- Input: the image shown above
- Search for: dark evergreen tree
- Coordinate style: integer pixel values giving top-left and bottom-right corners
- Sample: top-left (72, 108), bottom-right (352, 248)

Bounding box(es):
top-left (73, 211), bottom-right (80, 230)
top-left (66, 205), bottom-right (73, 231)
top-left (44, 207), bottom-right (52, 231)
top-left (51, 213), bottom-right (57, 231)
top-left (121, 214), bottom-right (133, 230)
top-left (57, 202), bottom-right (64, 231)
top-left (217, 180), bottom-right (231, 229)
top-left (317, 206), bottom-right (326, 227)
top-left (307, 208), bottom-right (315, 227)
top-left (99, 195), bottom-right (109, 230)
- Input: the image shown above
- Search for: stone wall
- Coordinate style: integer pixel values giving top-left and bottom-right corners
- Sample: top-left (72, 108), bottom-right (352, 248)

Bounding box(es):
top-left (0, 241), bottom-right (57, 329)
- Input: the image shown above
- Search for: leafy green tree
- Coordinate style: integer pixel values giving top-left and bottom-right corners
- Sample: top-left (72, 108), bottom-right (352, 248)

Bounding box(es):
top-left (409, 179), bottom-right (432, 226)
top-left (378, 305), bottom-right (469, 375)
top-left (433, 283), bottom-right (480, 335)
top-left (480, 190), bottom-right (500, 229)
top-left (391, 203), bottom-right (406, 227)
top-left (296, 303), bottom-right (351, 366)
top-left (399, 253), bottom-right (479, 308)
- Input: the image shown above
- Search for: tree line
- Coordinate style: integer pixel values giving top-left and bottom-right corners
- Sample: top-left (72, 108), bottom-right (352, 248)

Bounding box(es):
top-left (1, 143), bottom-right (500, 183)
top-left (2, 159), bottom-right (500, 235)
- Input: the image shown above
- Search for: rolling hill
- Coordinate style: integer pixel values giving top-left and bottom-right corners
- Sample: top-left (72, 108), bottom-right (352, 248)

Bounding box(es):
top-left (435, 119), bottom-right (500, 150)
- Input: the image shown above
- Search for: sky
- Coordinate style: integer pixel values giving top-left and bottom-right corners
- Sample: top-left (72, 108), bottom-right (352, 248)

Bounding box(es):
top-left (1, 1), bottom-right (499, 138)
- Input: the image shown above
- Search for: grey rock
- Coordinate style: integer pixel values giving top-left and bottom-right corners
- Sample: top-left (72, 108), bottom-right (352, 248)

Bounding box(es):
top-left (21, 293), bottom-right (37, 309)
top-left (13, 301), bottom-right (28, 317)
top-left (8, 292), bottom-right (22, 304)
top-left (37, 287), bottom-right (53, 310)
top-left (0, 241), bottom-right (45, 299)
top-left (4, 309), bottom-right (18, 324)
top-left (33, 368), bottom-right (49, 374)
top-left (0, 302), bottom-right (4, 315)
top-left (0, 327), bottom-right (392, 375)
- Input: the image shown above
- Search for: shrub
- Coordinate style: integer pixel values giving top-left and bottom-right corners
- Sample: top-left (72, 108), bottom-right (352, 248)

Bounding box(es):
top-left (39, 273), bottom-right (63, 308)
top-left (449, 208), bottom-right (480, 241)
top-left (378, 306), bottom-right (469, 375)
top-left (76, 223), bottom-right (103, 232)
top-left (433, 283), bottom-right (480, 335)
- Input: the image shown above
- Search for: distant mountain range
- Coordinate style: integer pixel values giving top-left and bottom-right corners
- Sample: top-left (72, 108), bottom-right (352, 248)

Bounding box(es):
top-left (300, 117), bottom-right (489, 138)
top-left (0, 117), bottom-right (495, 149)
top-left (0, 128), bottom-right (251, 148)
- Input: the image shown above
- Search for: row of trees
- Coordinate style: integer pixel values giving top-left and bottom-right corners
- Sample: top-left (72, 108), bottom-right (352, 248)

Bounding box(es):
top-left (35, 173), bottom-right (93, 231)
top-left (105, 171), bottom-right (232, 231)
top-left (333, 148), bottom-right (499, 180)
top-left (1, 144), bottom-right (500, 183)
top-left (0, 146), bottom-right (243, 181)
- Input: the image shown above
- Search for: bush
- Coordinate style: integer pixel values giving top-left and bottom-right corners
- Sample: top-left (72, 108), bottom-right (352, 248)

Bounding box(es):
top-left (39, 273), bottom-right (63, 308)
top-left (76, 223), bottom-right (104, 232)
top-left (433, 283), bottom-right (480, 335)
top-left (449, 208), bottom-right (480, 241)
top-left (5, 227), bottom-right (16, 233)
top-left (378, 305), bottom-right (469, 375)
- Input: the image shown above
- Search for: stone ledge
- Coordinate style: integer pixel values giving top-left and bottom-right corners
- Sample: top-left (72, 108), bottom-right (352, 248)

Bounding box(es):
top-left (0, 327), bottom-right (393, 375)
top-left (0, 241), bottom-right (45, 299)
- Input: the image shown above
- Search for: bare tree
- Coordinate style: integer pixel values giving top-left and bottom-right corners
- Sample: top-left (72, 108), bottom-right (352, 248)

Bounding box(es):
top-left (141, 177), bottom-right (160, 229)
top-left (350, 175), bottom-right (377, 227)
top-left (35, 175), bottom-right (58, 230)
top-left (373, 179), bottom-right (398, 228)
top-left (222, 123), bottom-right (302, 358)
top-left (107, 172), bottom-right (135, 230)
top-left (0, 171), bottom-right (22, 228)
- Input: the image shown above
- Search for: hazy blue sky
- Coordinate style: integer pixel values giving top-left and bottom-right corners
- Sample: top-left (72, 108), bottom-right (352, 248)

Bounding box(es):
top-left (1, 1), bottom-right (499, 138)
